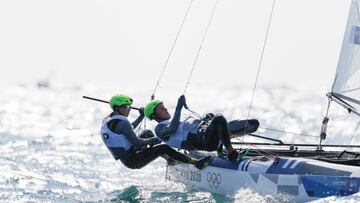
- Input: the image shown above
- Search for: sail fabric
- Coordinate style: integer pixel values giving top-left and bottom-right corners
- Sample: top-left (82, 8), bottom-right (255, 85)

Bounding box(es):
top-left (332, 0), bottom-right (360, 110)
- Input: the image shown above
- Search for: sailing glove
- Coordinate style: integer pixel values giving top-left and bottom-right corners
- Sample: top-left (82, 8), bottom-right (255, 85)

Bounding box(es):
top-left (138, 107), bottom-right (145, 117)
top-left (176, 95), bottom-right (187, 110)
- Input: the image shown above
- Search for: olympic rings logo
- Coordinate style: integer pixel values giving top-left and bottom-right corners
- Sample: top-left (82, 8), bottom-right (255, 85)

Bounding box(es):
top-left (207, 172), bottom-right (221, 188)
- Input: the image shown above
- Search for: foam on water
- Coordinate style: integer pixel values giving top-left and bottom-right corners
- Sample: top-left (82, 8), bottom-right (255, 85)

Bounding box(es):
top-left (0, 83), bottom-right (359, 202)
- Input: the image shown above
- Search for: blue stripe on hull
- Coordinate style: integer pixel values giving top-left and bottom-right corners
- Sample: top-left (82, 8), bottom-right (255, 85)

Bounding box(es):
top-left (241, 160), bottom-right (248, 171)
top-left (245, 160), bottom-right (251, 171)
top-left (209, 157), bottom-right (241, 170)
top-left (266, 158), bottom-right (303, 174)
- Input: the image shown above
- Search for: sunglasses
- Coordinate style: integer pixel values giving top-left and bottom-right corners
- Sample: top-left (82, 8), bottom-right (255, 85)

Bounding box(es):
top-left (121, 105), bottom-right (131, 110)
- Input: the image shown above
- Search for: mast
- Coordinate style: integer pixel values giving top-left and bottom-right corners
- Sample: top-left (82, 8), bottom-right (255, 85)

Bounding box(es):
top-left (319, 0), bottom-right (360, 148)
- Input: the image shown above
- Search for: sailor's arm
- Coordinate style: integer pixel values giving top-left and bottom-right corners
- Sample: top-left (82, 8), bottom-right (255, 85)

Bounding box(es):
top-left (155, 95), bottom-right (186, 139)
top-left (132, 115), bottom-right (144, 129)
top-left (115, 119), bottom-right (158, 147)
top-left (132, 107), bottom-right (145, 128)
top-left (155, 124), bottom-right (172, 140)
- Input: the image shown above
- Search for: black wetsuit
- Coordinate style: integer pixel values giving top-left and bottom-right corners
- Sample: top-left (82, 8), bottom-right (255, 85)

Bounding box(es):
top-left (103, 114), bottom-right (193, 169)
top-left (195, 114), bottom-right (231, 151)
top-left (120, 144), bottom-right (192, 169)
top-left (155, 101), bottom-right (232, 152)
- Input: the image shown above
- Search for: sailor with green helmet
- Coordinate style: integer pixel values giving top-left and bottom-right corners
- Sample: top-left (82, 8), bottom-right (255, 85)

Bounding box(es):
top-left (145, 95), bottom-right (256, 161)
top-left (100, 94), bottom-right (211, 169)
top-left (145, 98), bottom-right (198, 150)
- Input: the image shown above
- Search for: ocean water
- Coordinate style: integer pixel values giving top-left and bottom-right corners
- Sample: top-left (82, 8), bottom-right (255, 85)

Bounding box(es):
top-left (1, 82), bottom-right (360, 203)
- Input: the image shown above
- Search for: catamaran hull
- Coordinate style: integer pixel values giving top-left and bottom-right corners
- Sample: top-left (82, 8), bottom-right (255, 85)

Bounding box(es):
top-left (166, 157), bottom-right (360, 202)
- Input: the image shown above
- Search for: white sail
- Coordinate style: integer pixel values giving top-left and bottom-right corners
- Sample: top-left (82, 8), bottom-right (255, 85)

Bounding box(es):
top-left (332, 0), bottom-right (360, 110)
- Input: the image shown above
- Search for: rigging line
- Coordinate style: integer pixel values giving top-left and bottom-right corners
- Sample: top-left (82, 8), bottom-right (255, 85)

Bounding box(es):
top-left (240, 0), bottom-right (277, 142)
top-left (234, 140), bottom-right (280, 158)
top-left (246, 0), bottom-right (276, 119)
top-left (183, 0), bottom-right (219, 95)
top-left (244, 144), bottom-right (279, 157)
top-left (350, 121), bottom-right (360, 144)
top-left (136, 119), bottom-right (144, 134)
top-left (187, 108), bottom-right (202, 119)
top-left (151, 0), bottom-right (195, 99)
top-left (259, 127), bottom-right (319, 138)
top-left (340, 86), bottom-right (360, 94)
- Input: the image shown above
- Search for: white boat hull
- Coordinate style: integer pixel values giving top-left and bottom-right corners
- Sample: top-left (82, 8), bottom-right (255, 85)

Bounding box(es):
top-left (166, 156), bottom-right (360, 202)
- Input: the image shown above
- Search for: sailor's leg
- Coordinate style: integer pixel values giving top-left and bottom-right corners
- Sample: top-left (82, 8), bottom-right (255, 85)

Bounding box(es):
top-left (124, 148), bottom-right (157, 169)
top-left (161, 154), bottom-right (171, 160)
top-left (135, 144), bottom-right (193, 168)
top-left (228, 119), bottom-right (260, 137)
top-left (202, 126), bottom-right (220, 151)
top-left (156, 144), bottom-right (193, 163)
top-left (137, 144), bottom-right (212, 169)
top-left (119, 150), bottom-right (141, 169)
top-left (211, 115), bottom-right (232, 150)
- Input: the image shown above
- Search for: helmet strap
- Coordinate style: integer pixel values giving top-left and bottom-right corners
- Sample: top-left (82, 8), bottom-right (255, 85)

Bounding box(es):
top-left (153, 114), bottom-right (167, 122)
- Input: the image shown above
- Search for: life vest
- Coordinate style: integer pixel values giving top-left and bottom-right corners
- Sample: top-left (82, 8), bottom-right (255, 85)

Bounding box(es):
top-left (157, 116), bottom-right (198, 148)
top-left (100, 115), bottom-right (133, 159)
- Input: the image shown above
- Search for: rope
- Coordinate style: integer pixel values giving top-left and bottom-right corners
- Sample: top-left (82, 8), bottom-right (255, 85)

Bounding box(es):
top-left (186, 108), bottom-right (202, 119)
top-left (183, 0), bottom-right (218, 95)
top-left (151, 0), bottom-right (195, 100)
top-left (233, 127), bottom-right (318, 149)
top-left (239, 0), bottom-right (276, 150)
top-left (243, 143), bottom-right (279, 158)
top-left (232, 126), bottom-right (319, 158)
top-left (234, 141), bottom-right (280, 160)
top-left (259, 127), bottom-right (319, 138)
top-left (245, 0), bottom-right (277, 120)
top-left (339, 86), bottom-right (360, 94)
top-left (350, 121), bottom-right (360, 144)
top-left (136, 119), bottom-right (144, 134)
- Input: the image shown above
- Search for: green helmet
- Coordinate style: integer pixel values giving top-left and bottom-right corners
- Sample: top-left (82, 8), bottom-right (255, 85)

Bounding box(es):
top-left (110, 94), bottom-right (133, 109)
top-left (145, 100), bottom-right (162, 119)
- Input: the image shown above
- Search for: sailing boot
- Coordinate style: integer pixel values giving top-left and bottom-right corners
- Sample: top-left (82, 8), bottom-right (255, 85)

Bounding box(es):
top-left (217, 144), bottom-right (226, 159)
top-left (227, 150), bottom-right (239, 161)
top-left (228, 149), bottom-right (249, 161)
top-left (195, 156), bottom-right (213, 170)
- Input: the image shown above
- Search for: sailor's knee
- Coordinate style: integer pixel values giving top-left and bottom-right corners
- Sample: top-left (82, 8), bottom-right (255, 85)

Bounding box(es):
top-left (250, 119), bottom-right (260, 128)
top-left (213, 114), bottom-right (227, 123)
